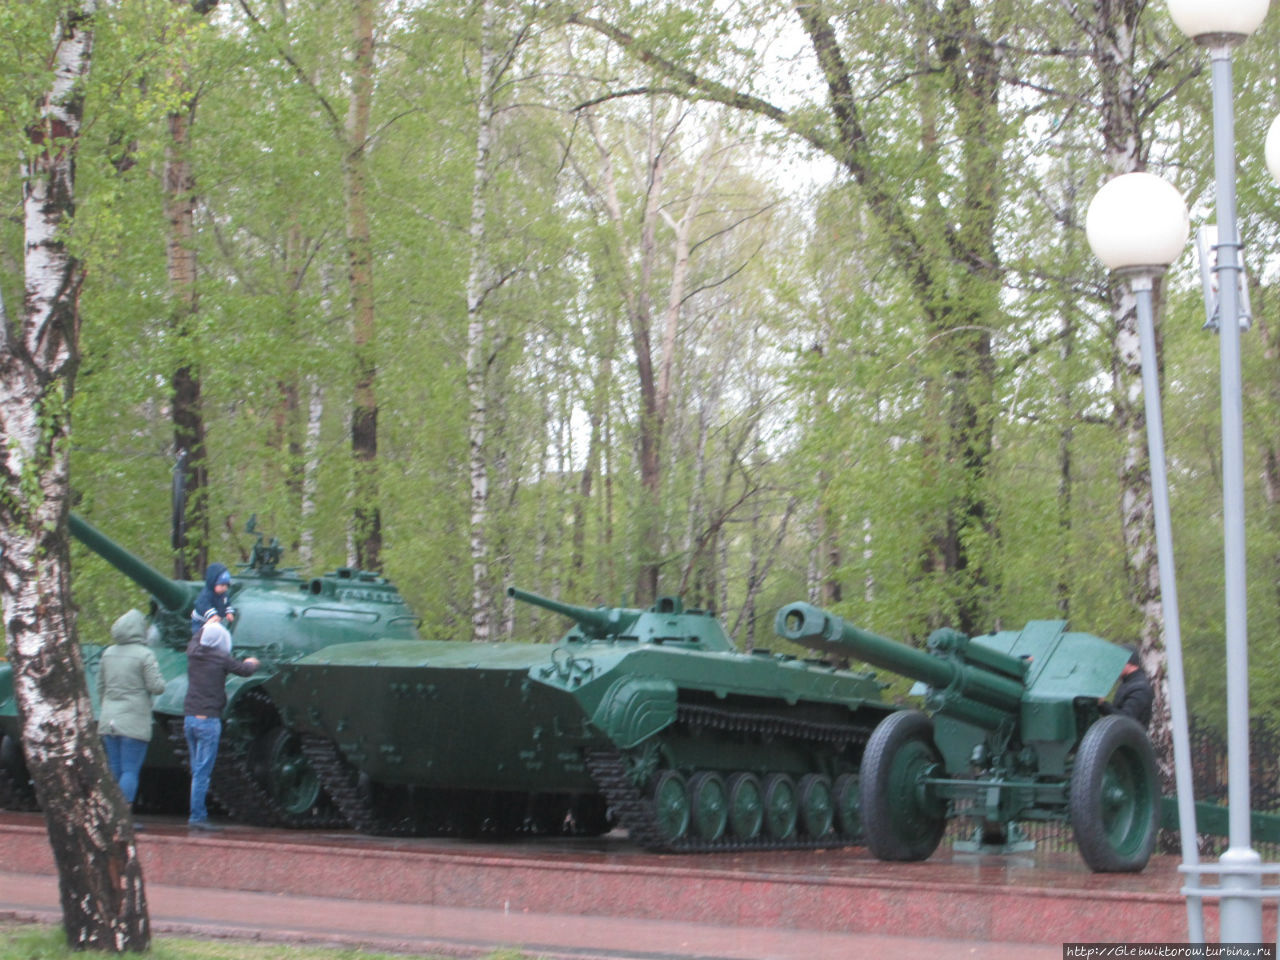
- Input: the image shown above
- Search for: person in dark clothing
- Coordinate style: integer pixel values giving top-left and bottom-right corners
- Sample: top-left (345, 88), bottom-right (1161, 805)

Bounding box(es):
top-left (1100, 646), bottom-right (1155, 729)
top-left (183, 620), bottom-right (258, 830)
top-left (190, 563), bottom-right (236, 636)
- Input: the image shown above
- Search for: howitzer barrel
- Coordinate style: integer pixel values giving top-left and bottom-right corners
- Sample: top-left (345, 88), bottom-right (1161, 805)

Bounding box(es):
top-left (70, 513), bottom-right (196, 613)
top-left (774, 602), bottom-right (1026, 721)
top-left (507, 586), bottom-right (639, 639)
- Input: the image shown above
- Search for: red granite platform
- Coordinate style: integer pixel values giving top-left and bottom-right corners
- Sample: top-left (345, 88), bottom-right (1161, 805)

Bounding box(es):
top-left (0, 811), bottom-right (1265, 946)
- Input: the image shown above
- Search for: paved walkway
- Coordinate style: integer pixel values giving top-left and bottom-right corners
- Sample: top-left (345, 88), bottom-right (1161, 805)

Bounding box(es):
top-left (0, 869), bottom-right (1062, 959)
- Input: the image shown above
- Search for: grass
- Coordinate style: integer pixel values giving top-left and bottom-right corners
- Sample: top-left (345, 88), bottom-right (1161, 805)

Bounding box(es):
top-left (0, 922), bottom-right (532, 960)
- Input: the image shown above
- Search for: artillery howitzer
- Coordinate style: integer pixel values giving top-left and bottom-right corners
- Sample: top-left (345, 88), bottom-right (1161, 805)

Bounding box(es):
top-left (774, 602), bottom-right (1158, 872)
top-left (265, 586), bottom-right (899, 849)
top-left (0, 513), bottom-right (421, 825)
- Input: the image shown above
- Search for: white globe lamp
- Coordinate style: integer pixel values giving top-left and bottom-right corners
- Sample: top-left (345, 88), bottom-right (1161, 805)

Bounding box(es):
top-left (1166, 0), bottom-right (1269, 41)
top-left (1085, 172), bottom-right (1190, 273)
top-left (1266, 114), bottom-right (1280, 187)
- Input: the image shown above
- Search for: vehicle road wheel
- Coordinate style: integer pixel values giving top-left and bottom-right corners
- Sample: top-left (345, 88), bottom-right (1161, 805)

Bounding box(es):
top-left (859, 710), bottom-right (946, 861)
top-left (1069, 715), bottom-right (1159, 873)
top-left (256, 727), bottom-right (322, 817)
top-left (762, 773), bottom-right (798, 841)
top-left (726, 772), bottom-right (764, 840)
top-left (833, 773), bottom-right (861, 840)
top-left (650, 769), bottom-right (690, 843)
top-left (798, 773), bottom-right (835, 839)
top-left (688, 771), bottom-right (728, 842)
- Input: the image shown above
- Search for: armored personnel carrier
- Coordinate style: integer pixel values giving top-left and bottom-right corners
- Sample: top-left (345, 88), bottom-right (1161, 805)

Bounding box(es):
top-left (0, 513), bottom-right (421, 825)
top-left (263, 587), bottom-right (900, 850)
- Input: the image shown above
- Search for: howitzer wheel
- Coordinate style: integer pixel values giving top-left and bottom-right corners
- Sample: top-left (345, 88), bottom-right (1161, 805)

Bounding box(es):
top-left (762, 773), bottom-right (798, 840)
top-left (860, 710), bottom-right (946, 861)
top-left (1069, 715), bottom-right (1159, 873)
top-left (688, 772), bottom-right (729, 842)
top-left (798, 774), bottom-right (835, 838)
top-left (726, 772), bottom-right (764, 840)
top-left (650, 769), bottom-right (691, 842)
top-left (833, 773), bottom-right (861, 839)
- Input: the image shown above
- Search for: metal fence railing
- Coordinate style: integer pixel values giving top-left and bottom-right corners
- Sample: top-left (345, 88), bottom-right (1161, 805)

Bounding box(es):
top-left (940, 715), bottom-right (1280, 861)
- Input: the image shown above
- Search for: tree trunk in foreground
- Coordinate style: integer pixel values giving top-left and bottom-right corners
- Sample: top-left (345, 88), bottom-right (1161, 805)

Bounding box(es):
top-left (0, 1), bottom-right (150, 949)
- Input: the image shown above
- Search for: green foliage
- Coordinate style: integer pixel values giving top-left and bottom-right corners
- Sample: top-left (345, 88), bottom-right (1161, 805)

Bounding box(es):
top-left (2, 0), bottom-right (1276, 727)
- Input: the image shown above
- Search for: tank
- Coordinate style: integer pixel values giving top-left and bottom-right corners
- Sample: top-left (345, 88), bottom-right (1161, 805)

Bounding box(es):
top-left (262, 587), bottom-right (900, 850)
top-left (0, 513), bottom-right (422, 825)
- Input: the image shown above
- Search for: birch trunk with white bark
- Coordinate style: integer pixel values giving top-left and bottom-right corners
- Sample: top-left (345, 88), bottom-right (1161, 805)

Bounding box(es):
top-left (1, 3), bottom-right (151, 948)
top-left (466, 0), bottom-right (498, 641)
top-left (1078, 0), bottom-right (1174, 785)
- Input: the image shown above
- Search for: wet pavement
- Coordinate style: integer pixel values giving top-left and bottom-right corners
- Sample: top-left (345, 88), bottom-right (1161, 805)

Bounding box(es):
top-left (0, 811), bottom-right (1236, 957)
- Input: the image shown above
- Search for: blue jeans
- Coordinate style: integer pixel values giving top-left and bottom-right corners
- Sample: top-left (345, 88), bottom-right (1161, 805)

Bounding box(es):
top-left (183, 715), bottom-right (221, 824)
top-left (102, 735), bottom-right (149, 805)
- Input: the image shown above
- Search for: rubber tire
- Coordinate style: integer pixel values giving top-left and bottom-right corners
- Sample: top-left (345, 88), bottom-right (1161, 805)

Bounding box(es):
top-left (798, 774), bottom-right (835, 838)
top-left (859, 710), bottom-right (946, 861)
top-left (1069, 715), bottom-right (1159, 873)
top-left (687, 772), bottom-right (729, 842)
top-left (762, 773), bottom-right (798, 840)
top-left (726, 772), bottom-right (764, 839)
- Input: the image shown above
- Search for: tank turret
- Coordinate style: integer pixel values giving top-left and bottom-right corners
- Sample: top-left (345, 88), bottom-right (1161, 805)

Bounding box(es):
top-left (1, 511), bottom-right (422, 827)
top-left (506, 587), bottom-right (734, 651)
top-left (506, 587), bottom-right (642, 640)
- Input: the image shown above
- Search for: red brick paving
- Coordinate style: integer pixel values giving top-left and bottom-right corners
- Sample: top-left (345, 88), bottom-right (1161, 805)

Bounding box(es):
top-left (0, 811), bottom-right (1242, 957)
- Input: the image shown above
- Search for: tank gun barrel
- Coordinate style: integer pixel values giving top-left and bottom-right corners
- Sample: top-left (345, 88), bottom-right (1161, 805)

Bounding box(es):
top-left (507, 586), bottom-right (640, 639)
top-left (70, 513), bottom-right (196, 613)
top-left (774, 602), bottom-right (1026, 724)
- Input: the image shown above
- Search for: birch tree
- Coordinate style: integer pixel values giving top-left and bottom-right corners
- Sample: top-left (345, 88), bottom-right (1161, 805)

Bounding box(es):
top-left (1066, 0), bottom-right (1187, 783)
top-left (0, 0), bottom-right (150, 947)
top-left (467, 0), bottom-right (502, 641)
top-left (568, 0), bottom-right (1014, 632)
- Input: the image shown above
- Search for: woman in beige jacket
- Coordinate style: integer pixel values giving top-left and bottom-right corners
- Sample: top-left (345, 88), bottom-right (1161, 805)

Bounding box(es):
top-left (98, 609), bottom-right (165, 806)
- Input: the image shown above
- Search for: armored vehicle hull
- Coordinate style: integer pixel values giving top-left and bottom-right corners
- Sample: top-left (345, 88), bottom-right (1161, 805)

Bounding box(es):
top-left (0, 514), bottom-right (421, 826)
top-left (266, 590), bottom-right (898, 850)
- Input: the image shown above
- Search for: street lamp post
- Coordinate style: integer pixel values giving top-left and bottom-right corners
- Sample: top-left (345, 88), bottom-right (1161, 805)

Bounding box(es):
top-left (1165, 0), bottom-right (1270, 941)
top-left (1085, 172), bottom-right (1201, 941)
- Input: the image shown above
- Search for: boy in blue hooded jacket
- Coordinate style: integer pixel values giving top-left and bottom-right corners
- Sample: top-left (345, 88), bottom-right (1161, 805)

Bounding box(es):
top-left (190, 563), bottom-right (236, 636)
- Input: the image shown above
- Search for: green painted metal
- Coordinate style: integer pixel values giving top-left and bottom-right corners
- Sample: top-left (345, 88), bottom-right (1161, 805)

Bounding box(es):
top-left (1160, 797), bottom-right (1280, 845)
top-left (262, 587), bottom-right (898, 849)
top-left (774, 601), bottom-right (1157, 872)
top-left (0, 513), bottom-right (420, 823)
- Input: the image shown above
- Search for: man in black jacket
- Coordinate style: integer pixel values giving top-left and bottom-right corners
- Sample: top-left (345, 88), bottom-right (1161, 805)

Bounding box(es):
top-left (184, 618), bottom-right (259, 830)
top-left (1100, 646), bottom-right (1155, 729)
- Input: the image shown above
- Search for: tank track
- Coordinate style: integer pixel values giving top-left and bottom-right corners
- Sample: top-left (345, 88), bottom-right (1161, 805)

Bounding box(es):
top-left (299, 734), bottom-right (414, 836)
top-left (0, 735), bottom-right (37, 811)
top-left (218, 689), bottom-right (346, 829)
top-left (165, 711), bottom-right (345, 829)
top-left (0, 759), bottom-right (38, 812)
top-left (585, 702), bottom-right (879, 853)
